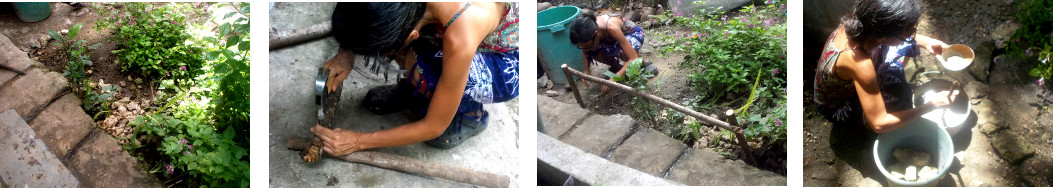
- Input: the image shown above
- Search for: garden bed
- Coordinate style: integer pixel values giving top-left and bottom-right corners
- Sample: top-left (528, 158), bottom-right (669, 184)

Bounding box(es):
top-left (540, 1), bottom-right (787, 175)
top-left (16, 2), bottom-right (251, 187)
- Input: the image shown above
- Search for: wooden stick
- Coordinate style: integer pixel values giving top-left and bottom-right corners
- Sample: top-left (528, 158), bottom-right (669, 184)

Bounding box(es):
top-left (269, 21), bottom-right (332, 50)
top-left (561, 64), bottom-right (742, 132)
top-left (286, 136), bottom-right (510, 188)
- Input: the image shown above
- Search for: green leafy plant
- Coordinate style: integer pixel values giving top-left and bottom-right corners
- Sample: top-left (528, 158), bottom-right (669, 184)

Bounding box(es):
top-left (1006, 0), bottom-right (1053, 81)
top-left (49, 23), bottom-right (100, 89)
top-left (85, 84), bottom-right (118, 120)
top-left (103, 3), bottom-right (250, 187)
top-left (96, 2), bottom-right (206, 82)
top-left (205, 2), bottom-right (251, 146)
top-left (658, 2), bottom-right (787, 154)
top-left (127, 113), bottom-right (249, 187)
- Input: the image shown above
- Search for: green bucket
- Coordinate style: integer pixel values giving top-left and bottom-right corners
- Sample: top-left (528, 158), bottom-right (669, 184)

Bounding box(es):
top-left (538, 6), bottom-right (583, 85)
top-left (13, 2), bottom-right (52, 23)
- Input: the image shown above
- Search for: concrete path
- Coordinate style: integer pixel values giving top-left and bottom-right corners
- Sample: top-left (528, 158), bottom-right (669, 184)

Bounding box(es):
top-left (0, 33), bottom-right (159, 187)
top-left (538, 95), bottom-right (786, 186)
top-left (268, 3), bottom-right (520, 187)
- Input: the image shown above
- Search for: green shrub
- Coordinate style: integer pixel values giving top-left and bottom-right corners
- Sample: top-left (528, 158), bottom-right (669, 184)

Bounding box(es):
top-left (659, 1), bottom-right (787, 148)
top-left (206, 2), bottom-right (251, 146)
top-left (49, 23), bottom-right (99, 88)
top-left (97, 2), bottom-right (206, 82)
top-left (1006, 0), bottom-right (1053, 82)
top-left (128, 113), bottom-right (249, 187)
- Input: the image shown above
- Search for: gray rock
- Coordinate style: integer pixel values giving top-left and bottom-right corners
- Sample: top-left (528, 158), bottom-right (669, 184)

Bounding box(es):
top-left (66, 131), bottom-right (161, 187)
top-left (968, 41), bottom-right (994, 83)
top-left (545, 90), bottom-right (559, 97)
top-left (26, 94), bottom-right (95, 157)
top-left (965, 81), bottom-right (990, 99)
top-left (0, 69), bottom-right (69, 118)
top-left (991, 23), bottom-right (1019, 44)
top-left (978, 122), bottom-right (1003, 136)
top-left (990, 131), bottom-right (1035, 163)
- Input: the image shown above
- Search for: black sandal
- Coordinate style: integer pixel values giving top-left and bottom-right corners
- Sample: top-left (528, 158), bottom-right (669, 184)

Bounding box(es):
top-left (363, 79), bottom-right (415, 115)
top-left (425, 110), bottom-right (489, 149)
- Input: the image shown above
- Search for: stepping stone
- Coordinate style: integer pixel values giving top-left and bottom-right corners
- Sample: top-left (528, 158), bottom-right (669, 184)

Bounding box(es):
top-left (608, 128), bottom-right (686, 176)
top-left (0, 110), bottom-right (79, 187)
top-left (559, 114), bottom-right (634, 156)
top-left (537, 96), bottom-right (589, 137)
top-left (0, 33), bottom-right (41, 85)
top-left (990, 130), bottom-right (1035, 164)
top-left (0, 69), bottom-right (69, 119)
top-left (537, 133), bottom-right (680, 186)
top-left (668, 148), bottom-right (786, 186)
top-left (66, 130), bottom-right (160, 187)
top-left (27, 94), bottom-right (95, 157)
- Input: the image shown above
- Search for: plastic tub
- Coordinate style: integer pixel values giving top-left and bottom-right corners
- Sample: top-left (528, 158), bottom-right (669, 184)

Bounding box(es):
top-left (913, 79), bottom-right (970, 136)
top-left (538, 6), bottom-right (584, 84)
top-left (873, 119), bottom-right (954, 186)
top-left (12, 2), bottom-right (52, 23)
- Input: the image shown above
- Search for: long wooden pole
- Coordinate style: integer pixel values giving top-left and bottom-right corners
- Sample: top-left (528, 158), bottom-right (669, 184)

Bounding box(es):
top-left (286, 136), bottom-right (511, 188)
top-left (269, 21), bottom-right (331, 50)
top-left (561, 64), bottom-right (756, 164)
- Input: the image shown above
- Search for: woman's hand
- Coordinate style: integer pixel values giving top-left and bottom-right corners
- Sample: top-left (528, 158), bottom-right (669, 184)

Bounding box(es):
top-left (925, 90), bottom-right (959, 108)
top-left (311, 125), bottom-right (364, 156)
top-left (600, 78), bottom-right (613, 95)
top-left (324, 49), bottom-right (355, 93)
top-left (916, 35), bottom-right (949, 56)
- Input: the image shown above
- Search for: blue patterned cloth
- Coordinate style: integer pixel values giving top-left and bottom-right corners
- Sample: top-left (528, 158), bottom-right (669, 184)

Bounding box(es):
top-left (587, 25), bottom-right (645, 70)
top-left (874, 38), bottom-right (918, 112)
top-left (411, 47), bottom-right (519, 121)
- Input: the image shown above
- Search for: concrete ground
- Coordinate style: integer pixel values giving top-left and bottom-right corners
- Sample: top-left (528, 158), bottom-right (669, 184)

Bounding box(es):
top-left (268, 3), bottom-right (520, 187)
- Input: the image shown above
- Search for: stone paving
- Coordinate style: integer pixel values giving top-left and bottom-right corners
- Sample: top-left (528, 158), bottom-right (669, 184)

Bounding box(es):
top-left (0, 33), bottom-right (159, 187)
top-left (538, 95), bottom-right (786, 186)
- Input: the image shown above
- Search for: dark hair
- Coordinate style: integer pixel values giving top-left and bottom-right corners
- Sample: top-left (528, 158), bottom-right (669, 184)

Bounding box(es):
top-left (331, 2), bottom-right (427, 56)
top-left (842, 0), bottom-right (921, 44)
top-left (568, 11), bottom-right (598, 44)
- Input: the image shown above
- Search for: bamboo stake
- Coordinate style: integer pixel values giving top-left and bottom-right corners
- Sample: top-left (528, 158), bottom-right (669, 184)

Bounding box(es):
top-left (562, 64), bottom-right (756, 165)
top-left (286, 136), bottom-right (510, 188)
top-left (561, 64), bottom-right (741, 132)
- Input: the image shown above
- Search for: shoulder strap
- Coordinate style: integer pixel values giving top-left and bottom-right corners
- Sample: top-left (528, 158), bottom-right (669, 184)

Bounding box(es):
top-left (445, 3), bottom-right (472, 28)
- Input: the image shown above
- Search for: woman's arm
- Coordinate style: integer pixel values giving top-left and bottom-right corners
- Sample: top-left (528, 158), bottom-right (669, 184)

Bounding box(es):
top-left (841, 50), bottom-right (949, 133)
top-left (312, 6), bottom-right (494, 155)
top-left (580, 50), bottom-right (591, 87)
top-left (605, 18), bottom-right (639, 77)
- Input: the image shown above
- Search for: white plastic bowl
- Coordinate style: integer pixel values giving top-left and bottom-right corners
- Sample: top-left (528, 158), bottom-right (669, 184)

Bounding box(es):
top-left (939, 44), bottom-right (974, 71)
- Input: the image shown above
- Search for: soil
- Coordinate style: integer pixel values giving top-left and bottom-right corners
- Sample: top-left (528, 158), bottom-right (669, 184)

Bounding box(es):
top-left (538, 11), bottom-right (787, 175)
top-left (803, 0), bottom-right (1053, 186)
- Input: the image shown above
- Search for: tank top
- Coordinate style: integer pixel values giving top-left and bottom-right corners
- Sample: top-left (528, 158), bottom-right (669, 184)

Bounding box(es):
top-left (813, 26), bottom-right (857, 109)
top-left (444, 2), bottom-right (519, 53)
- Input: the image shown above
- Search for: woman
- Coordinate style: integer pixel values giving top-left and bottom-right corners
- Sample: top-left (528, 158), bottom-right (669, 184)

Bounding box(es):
top-left (313, 2), bottom-right (519, 156)
top-left (813, 0), bottom-right (958, 133)
top-left (569, 11), bottom-right (656, 94)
